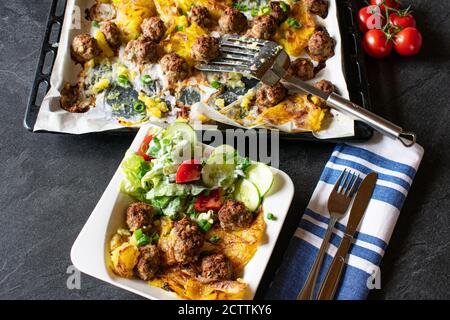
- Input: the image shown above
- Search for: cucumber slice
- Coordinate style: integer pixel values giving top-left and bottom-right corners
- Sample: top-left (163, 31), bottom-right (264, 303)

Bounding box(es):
top-left (202, 145), bottom-right (236, 188)
top-left (246, 163), bottom-right (274, 196)
top-left (165, 122), bottom-right (197, 146)
top-left (234, 179), bottom-right (261, 212)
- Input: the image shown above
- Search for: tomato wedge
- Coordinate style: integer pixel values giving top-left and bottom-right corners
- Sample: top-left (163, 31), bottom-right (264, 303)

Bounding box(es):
top-left (176, 159), bottom-right (202, 184)
top-left (136, 135), bottom-right (153, 161)
top-left (194, 189), bottom-right (223, 212)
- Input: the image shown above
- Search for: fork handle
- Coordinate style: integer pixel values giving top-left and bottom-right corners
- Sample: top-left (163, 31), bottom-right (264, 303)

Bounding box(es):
top-left (282, 74), bottom-right (416, 147)
top-left (297, 217), bottom-right (337, 300)
top-left (316, 234), bottom-right (353, 300)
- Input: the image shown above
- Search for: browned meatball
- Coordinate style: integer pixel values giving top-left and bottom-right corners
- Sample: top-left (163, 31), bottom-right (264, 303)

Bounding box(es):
top-left (125, 37), bottom-right (158, 64)
top-left (246, 15), bottom-right (277, 40)
top-left (188, 5), bottom-right (212, 28)
top-left (308, 29), bottom-right (335, 61)
top-left (218, 7), bottom-right (248, 34)
top-left (201, 254), bottom-right (233, 281)
top-left (141, 17), bottom-right (166, 43)
top-left (136, 244), bottom-right (160, 280)
top-left (305, 0), bottom-right (329, 19)
top-left (289, 58), bottom-right (315, 81)
top-left (71, 34), bottom-right (101, 63)
top-left (256, 82), bottom-right (287, 108)
top-left (191, 35), bottom-right (220, 63)
top-left (171, 217), bottom-right (204, 264)
top-left (269, 1), bottom-right (290, 24)
top-left (126, 202), bottom-right (154, 232)
top-left (60, 83), bottom-right (92, 113)
top-left (314, 79), bottom-right (336, 94)
top-left (218, 199), bottom-right (253, 231)
top-left (160, 53), bottom-right (189, 83)
top-left (100, 21), bottom-right (121, 48)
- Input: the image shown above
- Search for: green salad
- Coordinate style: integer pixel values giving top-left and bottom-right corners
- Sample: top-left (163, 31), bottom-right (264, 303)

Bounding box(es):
top-left (120, 123), bottom-right (274, 231)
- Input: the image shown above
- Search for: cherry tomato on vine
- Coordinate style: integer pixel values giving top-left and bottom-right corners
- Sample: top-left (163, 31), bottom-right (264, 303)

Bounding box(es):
top-left (370, 0), bottom-right (401, 12)
top-left (358, 5), bottom-right (386, 33)
top-left (394, 27), bottom-right (422, 56)
top-left (363, 29), bottom-right (393, 58)
top-left (389, 12), bottom-right (416, 29)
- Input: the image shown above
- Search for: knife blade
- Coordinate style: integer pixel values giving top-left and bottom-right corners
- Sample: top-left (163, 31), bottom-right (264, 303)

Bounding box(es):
top-left (345, 172), bottom-right (378, 235)
top-left (316, 172), bottom-right (378, 300)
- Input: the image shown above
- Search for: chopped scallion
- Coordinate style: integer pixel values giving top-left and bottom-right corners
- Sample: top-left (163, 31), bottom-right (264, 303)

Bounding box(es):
top-left (211, 80), bottom-right (222, 89)
top-left (267, 213), bottom-right (277, 221)
top-left (133, 102), bottom-right (145, 113)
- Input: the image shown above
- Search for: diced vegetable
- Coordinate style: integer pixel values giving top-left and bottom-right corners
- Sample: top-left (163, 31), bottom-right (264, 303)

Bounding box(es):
top-left (267, 213), bottom-right (277, 221)
top-left (176, 159), bottom-right (202, 184)
top-left (194, 189), bottom-right (222, 212)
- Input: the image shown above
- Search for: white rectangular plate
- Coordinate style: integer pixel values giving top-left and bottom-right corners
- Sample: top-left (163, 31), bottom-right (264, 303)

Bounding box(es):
top-left (71, 124), bottom-right (295, 300)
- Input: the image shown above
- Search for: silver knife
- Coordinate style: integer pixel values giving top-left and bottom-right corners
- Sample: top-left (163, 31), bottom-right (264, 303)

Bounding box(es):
top-left (316, 172), bottom-right (378, 300)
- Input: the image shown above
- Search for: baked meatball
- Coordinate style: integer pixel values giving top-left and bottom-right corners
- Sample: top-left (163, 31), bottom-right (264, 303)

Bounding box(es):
top-left (201, 254), bottom-right (233, 281)
top-left (141, 17), bottom-right (166, 43)
top-left (160, 53), bottom-right (189, 83)
top-left (71, 34), bottom-right (101, 63)
top-left (60, 83), bottom-right (91, 113)
top-left (289, 58), bottom-right (315, 81)
top-left (100, 21), bottom-right (121, 48)
top-left (136, 244), bottom-right (160, 280)
top-left (188, 5), bottom-right (212, 28)
top-left (218, 199), bottom-right (253, 231)
top-left (256, 82), bottom-right (287, 108)
top-left (305, 0), bottom-right (329, 19)
top-left (269, 1), bottom-right (290, 24)
top-left (191, 35), bottom-right (220, 63)
top-left (125, 37), bottom-right (158, 64)
top-left (308, 29), bottom-right (335, 61)
top-left (246, 15), bottom-right (277, 40)
top-left (126, 202), bottom-right (154, 232)
top-left (218, 7), bottom-right (248, 34)
top-left (171, 217), bottom-right (204, 264)
top-left (314, 79), bottom-right (336, 94)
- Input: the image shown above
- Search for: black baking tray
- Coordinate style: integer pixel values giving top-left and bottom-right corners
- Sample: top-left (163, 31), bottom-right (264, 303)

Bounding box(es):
top-left (24, 0), bottom-right (373, 142)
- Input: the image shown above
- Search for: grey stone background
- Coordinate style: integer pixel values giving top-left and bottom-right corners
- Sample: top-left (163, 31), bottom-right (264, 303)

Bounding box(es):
top-left (0, 0), bottom-right (448, 299)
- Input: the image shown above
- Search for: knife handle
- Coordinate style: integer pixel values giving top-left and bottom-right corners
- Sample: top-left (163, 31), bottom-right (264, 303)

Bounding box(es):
top-left (317, 234), bottom-right (353, 300)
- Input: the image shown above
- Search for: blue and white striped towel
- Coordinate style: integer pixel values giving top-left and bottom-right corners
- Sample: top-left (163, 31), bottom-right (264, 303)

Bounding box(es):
top-left (266, 133), bottom-right (424, 300)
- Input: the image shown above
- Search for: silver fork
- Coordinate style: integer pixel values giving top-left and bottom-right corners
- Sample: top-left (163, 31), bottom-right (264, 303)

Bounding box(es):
top-left (196, 35), bottom-right (416, 147)
top-left (297, 169), bottom-right (359, 300)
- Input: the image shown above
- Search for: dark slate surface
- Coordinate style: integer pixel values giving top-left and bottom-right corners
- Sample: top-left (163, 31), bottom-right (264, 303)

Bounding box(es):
top-left (0, 0), bottom-right (448, 300)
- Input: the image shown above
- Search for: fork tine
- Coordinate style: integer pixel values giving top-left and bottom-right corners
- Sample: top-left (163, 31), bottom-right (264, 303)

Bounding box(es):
top-left (344, 172), bottom-right (357, 196)
top-left (338, 170), bottom-right (351, 194)
top-left (333, 169), bottom-right (347, 193)
top-left (348, 174), bottom-right (360, 196)
top-left (221, 46), bottom-right (257, 56)
top-left (222, 53), bottom-right (254, 62)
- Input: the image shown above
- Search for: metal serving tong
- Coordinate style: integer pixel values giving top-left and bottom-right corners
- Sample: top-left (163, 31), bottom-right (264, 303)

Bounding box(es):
top-left (196, 35), bottom-right (416, 147)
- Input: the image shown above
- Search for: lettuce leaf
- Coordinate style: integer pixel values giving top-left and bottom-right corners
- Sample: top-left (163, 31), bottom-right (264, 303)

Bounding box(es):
top-left (120, 153), bottom-right (150, 201)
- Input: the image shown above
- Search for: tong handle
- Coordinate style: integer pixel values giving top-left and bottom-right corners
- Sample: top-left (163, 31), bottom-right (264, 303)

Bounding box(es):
top-left (316, 234), bottom-right (353, 300)
top-left (327, 93), bottom-right (416, 147)
top-left (281, 74), bottom-right (416, 147)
